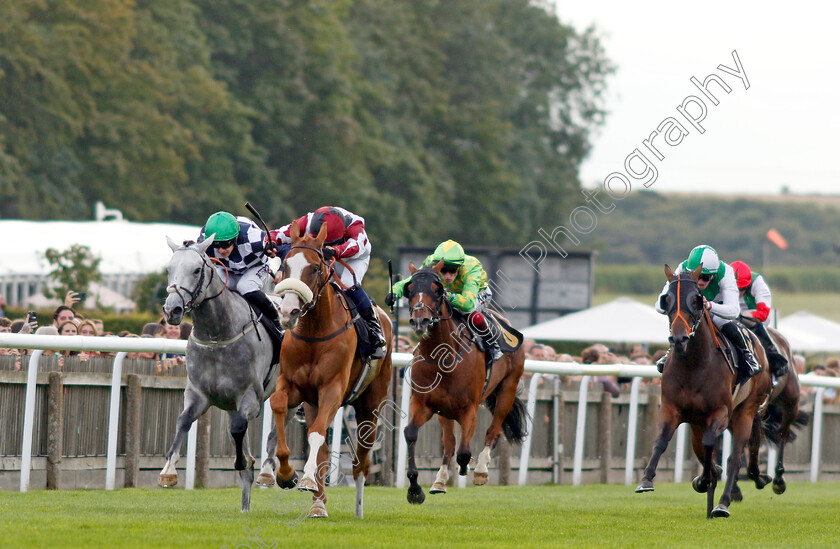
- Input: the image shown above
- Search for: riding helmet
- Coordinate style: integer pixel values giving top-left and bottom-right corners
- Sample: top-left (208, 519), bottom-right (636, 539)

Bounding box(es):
top-left (729, 260), bottom-right (753, 289)
top-left (205, 212), bottom-right (240, 242)
top-left (432, 240), bottom-right (465, 267)
top-left (686, 245), bottom-right (720, 275)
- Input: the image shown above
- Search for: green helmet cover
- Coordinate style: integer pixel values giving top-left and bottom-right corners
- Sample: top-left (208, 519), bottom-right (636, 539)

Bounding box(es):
top-left (431, 240), bottom-right (465, 266)
top-left (686, 245), bottom-right (720, 275)
top-left (205, 212), bottom-right (239, 242)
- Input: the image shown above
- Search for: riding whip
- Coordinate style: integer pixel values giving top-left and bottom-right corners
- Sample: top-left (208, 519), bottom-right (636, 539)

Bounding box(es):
top-left (244, 201), bottom-right (276, 244)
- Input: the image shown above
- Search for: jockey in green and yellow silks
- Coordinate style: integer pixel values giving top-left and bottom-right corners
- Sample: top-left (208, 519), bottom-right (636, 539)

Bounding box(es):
top-left (387, 240), bottom-right (502, 365)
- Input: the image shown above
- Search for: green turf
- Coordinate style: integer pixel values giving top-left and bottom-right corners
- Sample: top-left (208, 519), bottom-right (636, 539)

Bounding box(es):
top-left (2, 482), bottom-right (838, 548)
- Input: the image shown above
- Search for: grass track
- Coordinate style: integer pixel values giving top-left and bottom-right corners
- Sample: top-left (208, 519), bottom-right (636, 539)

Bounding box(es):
top-left (2, 482), bottom-right (839, 548)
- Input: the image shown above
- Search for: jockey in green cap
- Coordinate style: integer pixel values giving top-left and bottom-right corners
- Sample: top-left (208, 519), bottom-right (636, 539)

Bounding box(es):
top-left (198, 211), bottom-right (282, 337)
top-left (386, 240), bottom-right (502, 367)
top-left (654, 245), bottom-right (760, 380)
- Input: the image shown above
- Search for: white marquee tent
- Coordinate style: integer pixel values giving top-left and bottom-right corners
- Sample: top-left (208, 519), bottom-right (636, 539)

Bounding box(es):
top-left (521, 297), bottom-right (669, 344)
top-left (776, 311), bottom-right (840, 353)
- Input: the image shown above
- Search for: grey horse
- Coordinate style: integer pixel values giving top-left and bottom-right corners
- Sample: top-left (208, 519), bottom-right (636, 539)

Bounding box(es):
top-left (158, 236), bottom-right (280, 512)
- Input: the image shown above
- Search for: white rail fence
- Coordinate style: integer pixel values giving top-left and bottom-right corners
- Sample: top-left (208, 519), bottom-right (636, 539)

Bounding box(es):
top-left (3, 334), bottom-right (839, 493)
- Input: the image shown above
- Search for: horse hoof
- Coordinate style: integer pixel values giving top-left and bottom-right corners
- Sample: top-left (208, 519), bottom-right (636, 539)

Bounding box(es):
top-left (711, 505), bottom-right (730, 519)
top-left (297, 476), bottom-right (318, 493)
top-left (308, 500), bottom-right (328, 518)
top-left (407, 486), bottom-right (426, 505)
top-left (429, 482), bottom-right (447, 494)
top-left (256, 473), bottom-right (276, 487)
top-left (772, 479), bottom-right (786, 495)
top-left (473, 472), bottom-right (488, 486)
top-left (158, 474), bottom-right (178, 488)
top-left (635, 480), bottom-right (654, 493)
top-left (692, 476), bottom-right (709, 494)
top-left (276, 472), bottom-right (298, 490)
top-left (756, 474), bottom-right (772, 489)
top-left (730, 487), bottom-right (743, 503)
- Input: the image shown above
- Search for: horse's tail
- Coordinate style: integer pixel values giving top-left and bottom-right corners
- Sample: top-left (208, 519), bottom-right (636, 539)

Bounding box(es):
top-left (485, 392), bottom-right (529, 444)
top-left (762, 405), bottom-right (810, 446)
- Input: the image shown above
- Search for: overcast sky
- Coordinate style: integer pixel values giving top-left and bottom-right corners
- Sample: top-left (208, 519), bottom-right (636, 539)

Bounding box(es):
top-left (553, 1), bottom-right (840, 196)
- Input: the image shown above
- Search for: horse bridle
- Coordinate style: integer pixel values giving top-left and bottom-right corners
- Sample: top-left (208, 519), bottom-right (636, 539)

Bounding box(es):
top-left (167, 248), bottom-right (228, 313)
top-left (666, 276), bottom-right (704, 343)
top-left (284, 244), bottom-right (334, 317)
top-left (405, 271), bottom-right (451, 327)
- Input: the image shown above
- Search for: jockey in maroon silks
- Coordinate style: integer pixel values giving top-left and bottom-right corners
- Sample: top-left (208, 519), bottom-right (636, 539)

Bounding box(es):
top-left (271, 206), bottom-right (386, 360)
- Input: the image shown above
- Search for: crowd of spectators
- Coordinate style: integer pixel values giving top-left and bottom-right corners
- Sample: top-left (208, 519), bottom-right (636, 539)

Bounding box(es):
top-left (0, 291), bottom-right (188, 374)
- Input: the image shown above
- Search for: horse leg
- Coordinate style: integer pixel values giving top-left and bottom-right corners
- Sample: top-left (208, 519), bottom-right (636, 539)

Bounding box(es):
top-left (712, 411), bottom-right (754, 518)
top-left (231, 390), bottom-right (260, 512)
top-left (307, 436), bottom-right (331, 519)
top-left (431, 417), bottom-right (456, 494)
top-left (746, 416), bottom-right (771, 490)
top-left (159, 386), bottom-right (209, 488)
top-left (636, 406), bottom-right (679, 493)
top-left (270, 381), bottom-right (300, 489)
top-left (256, 423), bottom-right (278, 487)
top-left (298, 381), bottom-right (344, 493)
top-left (405, 399), bottom-right (434, 504)
top-left (348, 403), bottom-right (380, 518)
top-left (456, 406), bottom-right (478, 477)
top-left (476, 375), bottom-right (519, 486)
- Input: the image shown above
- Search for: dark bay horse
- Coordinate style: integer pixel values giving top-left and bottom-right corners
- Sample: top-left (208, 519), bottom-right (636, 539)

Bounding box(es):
top-left (159, 236), bottom-right (279, 512)
top-left (402, 263), bottom-right (527, 504)
top-left (733, 320), bottom-right (808, 499)
top-left (635, 265), bottom-right (772, 518)
top-left (270, 222), bottom-right (392, 519)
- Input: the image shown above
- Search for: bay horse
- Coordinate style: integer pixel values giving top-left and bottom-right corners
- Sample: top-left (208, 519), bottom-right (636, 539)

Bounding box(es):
top-left (159, 236), bottom-right (280, 512)
top-left (269, 222), bottom-right (392, 519)
top-left (732, 319), bottom-right (809, 499)
top-left (635, 265), bottom-right (772, 518)
top-left (402, 262), bottom-right (527, 504)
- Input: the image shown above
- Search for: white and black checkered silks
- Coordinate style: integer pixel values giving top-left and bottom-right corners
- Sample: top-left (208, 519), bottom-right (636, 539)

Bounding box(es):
top-left (198, 216), bottom-right (271, 294)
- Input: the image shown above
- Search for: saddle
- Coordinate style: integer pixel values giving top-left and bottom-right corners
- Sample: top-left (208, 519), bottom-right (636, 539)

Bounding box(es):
top-left (452, 309), bottom-right (524, 355)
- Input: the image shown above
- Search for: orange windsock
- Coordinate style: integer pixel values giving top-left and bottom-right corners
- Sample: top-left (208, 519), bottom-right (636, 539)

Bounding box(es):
top-left (766, 228), bottom-right (788, 250)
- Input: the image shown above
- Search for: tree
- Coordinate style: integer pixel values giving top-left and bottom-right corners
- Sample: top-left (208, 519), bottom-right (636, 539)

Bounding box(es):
top-left (43, 244), bottom-right (103, 299)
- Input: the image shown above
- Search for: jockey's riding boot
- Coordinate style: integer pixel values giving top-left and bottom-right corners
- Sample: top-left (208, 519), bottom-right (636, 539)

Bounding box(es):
top-left (360, 306), bottom-right (387, 360)
top-left (721, 321), bottom-right (761, 379)
top-left (751, 321), bottom-right (789, 378)
top-left (344, 285), bottom-right (387, 360)
top-left (486, 334), bottom-right (503, 363)
top-left (242, 290), bottom-right (284, 340)
top-left (655, 349), bottom-right (669, 373)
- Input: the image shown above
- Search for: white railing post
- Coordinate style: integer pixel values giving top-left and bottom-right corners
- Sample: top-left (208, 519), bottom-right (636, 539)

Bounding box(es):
top-left (105, 352), bottom-right (126, 490)
top-left (517, 373), bottom-right (543, 485)
top-left (261, 400), bottom-right (273, 468)
top-left (721, 430), bottom-right (732, 481)
top-left (572, 375), bottom-right (591, 486)
top-left (674, 423), bottom-right (687, 482)
top-left (395, 370), bottom-right (412, 489)
top-left (185, 421), bottom-right (197, 490)
top-left (330, 408), bottom-right (344, 486)
top-left (810, 388), bottom-right (825, 483)
top-left (624, 377), bottom-right (642, 485)
top-left (19, 350), bottom-right (43, 492)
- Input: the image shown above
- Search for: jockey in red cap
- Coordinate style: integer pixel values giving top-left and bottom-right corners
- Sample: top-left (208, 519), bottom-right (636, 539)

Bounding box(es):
top-left (271, 206), bottom-right (386, 360)
top-left (730, 260), bottom-right (788, 383)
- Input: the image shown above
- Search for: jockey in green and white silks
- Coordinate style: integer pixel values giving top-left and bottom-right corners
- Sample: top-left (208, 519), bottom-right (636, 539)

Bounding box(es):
top-left (654, 245), bottom-right (760, 378)
top-left (730, 260), bottom-right (789, 380)
top-left (387, 240), bottom-right (502, 364)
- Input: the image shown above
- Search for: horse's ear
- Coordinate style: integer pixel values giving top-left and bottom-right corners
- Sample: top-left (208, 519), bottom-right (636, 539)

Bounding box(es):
top-left (290, 220), bottom-right (301, 240)
top-left (432, 259), bottom-right (444, 273)
top-left (664, 264), bottom-right (675, 282)
top-left (196, 235), bottom-right (214, 254)
top-left (690, 264), bottom-right (703, 281)
top-left (409, 261), bottom-right (418, 274)
top-left (166, 236), bottom-right (180, 252)
top-left (314, 222), bottom-right (329, 247)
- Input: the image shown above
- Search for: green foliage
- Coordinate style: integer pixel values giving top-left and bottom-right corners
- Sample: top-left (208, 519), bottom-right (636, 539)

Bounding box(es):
top-left (43, 244), bottom-right (103, 299)
top-left (588, 191), bottom-right (840, 267)
top-left (131, 269), bottom-right (169, 315)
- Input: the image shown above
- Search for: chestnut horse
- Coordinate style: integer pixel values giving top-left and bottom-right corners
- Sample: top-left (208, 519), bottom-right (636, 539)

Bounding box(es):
top-left (635, 265), bottom-right (771, 519)
top-left (402, 263), bottom-right (527, 504)
top-left (269, 222), bottom-right (392, 519)
top-left (732, 319), bottom-right (808, 499)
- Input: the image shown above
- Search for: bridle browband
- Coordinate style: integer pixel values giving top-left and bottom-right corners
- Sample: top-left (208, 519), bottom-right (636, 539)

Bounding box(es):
top-left (285, 244), bottom-right (334, 317)
top-left (167, 248), bottom-right (229, 313)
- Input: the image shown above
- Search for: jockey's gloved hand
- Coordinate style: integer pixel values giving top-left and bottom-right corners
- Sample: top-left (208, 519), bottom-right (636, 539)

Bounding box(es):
top-left (322, 246), bottom-right (336, 260)
top-left (385, 293), bottom-right (397, 307)
top-left (264, 241), bottom-right (278, 258)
